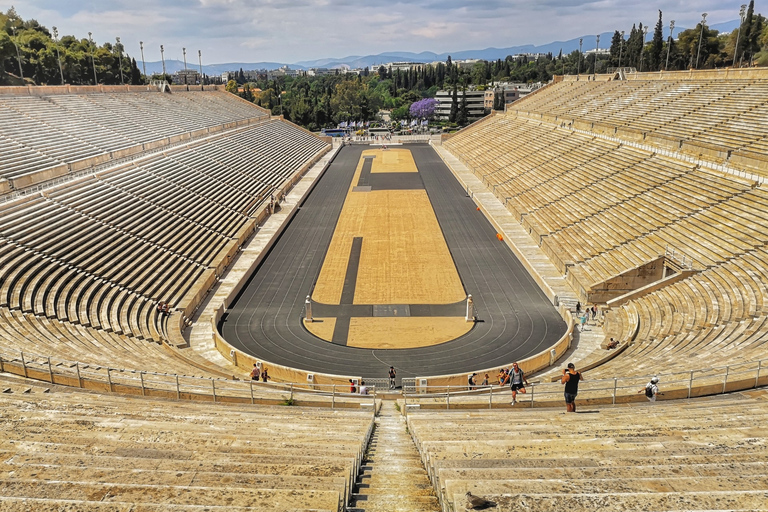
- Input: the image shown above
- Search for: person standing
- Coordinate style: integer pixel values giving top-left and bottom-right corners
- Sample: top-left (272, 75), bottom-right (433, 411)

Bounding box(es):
top-left (561, 363), bottom-right (583, 413)
top-left (250, 364), bottom-right (260, 381)
top-left (388, 366), bottom-right (397, 390)
top-left (468, 373), bottom-right (477, 391)
top-left (638, 376), bottom-right (661, 402)
top-left (261, 368), bottom-right (269, 383)
top-left (508, 362), bottom-right (530, 405)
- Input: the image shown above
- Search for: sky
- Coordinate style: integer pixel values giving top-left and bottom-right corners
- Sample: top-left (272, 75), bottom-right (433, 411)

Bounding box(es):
top-left (1, 0), bottom-right (753, 65)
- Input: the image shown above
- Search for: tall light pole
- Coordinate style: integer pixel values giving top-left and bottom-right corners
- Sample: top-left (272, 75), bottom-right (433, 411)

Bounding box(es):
top-left (139, 41), bottom-right (147, 77)
top-left (594, 34), bottom-right (600, 78)
top-left (666, 20), bottom-right (675, 70)
top-left (160, 45), bottom-right (166, 77)
top-left (52, 26), bottom-right (64, 84)
top-left (618, 30), bottom-right (625, 69)
top-left (639, 25), bottom-right (649, 71)
top-left (577, 38), bottom-right (583, 75)
top-left (696, 13), bottom-right (708, 69)
top-left (734, 4), bottom-right (747, 67)
top-left (116, 37), bottom-right (124, 85)
top-left (88, 32), bottom-right (98, 85)
top-left (11, 26), bottom-right (24, 80)
top-left (198, 50), bottom-right (203, 85)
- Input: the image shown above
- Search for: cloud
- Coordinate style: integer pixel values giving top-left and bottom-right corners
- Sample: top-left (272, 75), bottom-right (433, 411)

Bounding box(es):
top-left (0, 0), bottom-right (751, 64)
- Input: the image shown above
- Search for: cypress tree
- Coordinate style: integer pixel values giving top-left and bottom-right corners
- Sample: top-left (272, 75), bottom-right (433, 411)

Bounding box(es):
top-left (449, 83), bottom-right (458, 123)
top-left (651, 11), bottom-right (664, 70)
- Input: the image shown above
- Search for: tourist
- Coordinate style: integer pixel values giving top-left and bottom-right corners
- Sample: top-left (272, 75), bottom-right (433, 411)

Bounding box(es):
top-left (468, 373), bottom-right (477, 391)
top-left (561, 363), bottom-right (583, 413)
top-left (638, 376), bottom-right (661, 402)
top-left (250, 363), bottom-right (260, 381)
top-left (508, 362), bottom-right (529, 405)
top-left (388, 366), bottom-right (397, 390)
top-left (359, 380), bottom-right (369, 395)
top-left (261, 368), bottom-right (269, 383)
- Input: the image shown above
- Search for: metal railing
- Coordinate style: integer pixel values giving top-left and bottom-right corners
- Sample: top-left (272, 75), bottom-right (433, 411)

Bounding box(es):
top-left (0, 348), bottom-right (378, 409)
top-left (402, 358), bottom-right (768, 413)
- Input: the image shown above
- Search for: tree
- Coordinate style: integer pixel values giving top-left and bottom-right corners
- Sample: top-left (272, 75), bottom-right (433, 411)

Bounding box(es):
top-left (448, 83), bottom-right (458, 123)
top-left (225, 79), bottom-right (238, 93)
top-left (456, 87), bottom-right (468, 126)
top-left (651, 10), bottom-right (664, 71)
top-left (409, 97), bottom-right (438, 119)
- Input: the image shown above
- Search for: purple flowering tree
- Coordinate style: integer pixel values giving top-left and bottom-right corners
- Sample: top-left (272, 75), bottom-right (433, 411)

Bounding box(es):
top-left (409, 98), bottom-right (438, 120)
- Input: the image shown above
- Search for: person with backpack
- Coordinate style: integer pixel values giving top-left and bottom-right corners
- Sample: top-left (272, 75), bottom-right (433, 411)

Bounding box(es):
top-left (508, 362), bottom-right (529, 405)
top-left (639, 376), bottom-right (661, 402)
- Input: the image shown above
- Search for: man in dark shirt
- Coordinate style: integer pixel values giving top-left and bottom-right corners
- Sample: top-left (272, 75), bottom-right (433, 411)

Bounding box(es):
top-left (560, 362), bottom-right (583, 413)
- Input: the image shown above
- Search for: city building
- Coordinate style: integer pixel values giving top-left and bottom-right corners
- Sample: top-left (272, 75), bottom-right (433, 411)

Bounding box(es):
top-left (434, 89), bottom-right (487, 121)
top-left (173, 69), bottom-right (200, 85)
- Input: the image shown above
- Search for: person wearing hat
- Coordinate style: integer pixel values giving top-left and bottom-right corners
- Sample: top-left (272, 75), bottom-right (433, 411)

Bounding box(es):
top-left (639, 376), bottom-right (662, 402)
top-left (560, 363), bottom-right (583, 413)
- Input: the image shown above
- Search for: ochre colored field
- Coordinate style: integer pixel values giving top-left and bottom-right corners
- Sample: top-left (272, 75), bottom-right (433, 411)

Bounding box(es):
top-left (310, 148), bottom-right (470, 349)
top-left (370, 148), bottom-right (418, 173)
top-left (312, 149), bottom-right (465, 305)
top-left (347, 317), bottom-right (472, 349)
top-left (304, 317), bottom-right (336, 340)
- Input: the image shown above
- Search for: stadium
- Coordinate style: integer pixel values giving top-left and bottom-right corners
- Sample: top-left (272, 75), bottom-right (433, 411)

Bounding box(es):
top-left (2, 20), bottom-right (768, 512)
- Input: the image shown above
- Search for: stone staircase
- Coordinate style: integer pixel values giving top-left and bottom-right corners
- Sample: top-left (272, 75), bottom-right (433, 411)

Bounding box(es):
top-left (350, 401), bottom-right (439, 512)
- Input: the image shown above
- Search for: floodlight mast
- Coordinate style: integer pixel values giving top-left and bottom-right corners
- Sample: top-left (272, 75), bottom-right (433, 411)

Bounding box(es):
top-left (88, 32), bottom-right (98, 85)
top-left (734, 4), bottom-right (747, 67)
top-left (594, 35), bottom-right (600, 78)
top-left (618, 31), bottom-right (625, 69)
top-left (52, 26), bottom-right (64, 84)
top-left (140, 41), bottom-right (147, 78)
top-left (116, 37), bottom-right (124, 85)
top-left (577, 38), bottom-right (583, 75)
top-left (666, 21), bottom-right (675, 71)
top-left (696, 13), bottom-right (708, 69)
top-left (161, 45), bottom-right (166, 76)
top-left (11, 26), bottom-right (24, 80)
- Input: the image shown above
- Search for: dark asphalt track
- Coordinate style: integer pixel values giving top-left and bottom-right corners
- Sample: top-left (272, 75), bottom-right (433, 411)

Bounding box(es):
top-left (220, 144), bottom-right (566, 380)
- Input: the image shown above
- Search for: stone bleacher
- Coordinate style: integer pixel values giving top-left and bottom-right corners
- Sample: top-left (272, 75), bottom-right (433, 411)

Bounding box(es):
top-left (406, 389), bottom-right (768, 512)
top-left (444, 70), bottom-right (768, 402)
top-left (0, 88), bottom-right (269, 190)
top-left (0, 377), bottom-right (374, 511)
top-left (0, 89), bottom-right (329, 382)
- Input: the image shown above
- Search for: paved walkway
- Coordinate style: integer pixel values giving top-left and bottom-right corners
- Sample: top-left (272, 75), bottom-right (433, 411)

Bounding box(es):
top-left (350, 401), bottom-right (439, 512)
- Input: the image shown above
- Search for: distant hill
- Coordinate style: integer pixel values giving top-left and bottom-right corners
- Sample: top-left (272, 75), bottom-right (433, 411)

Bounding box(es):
top-left (145, 19), bottom-right (740, 75)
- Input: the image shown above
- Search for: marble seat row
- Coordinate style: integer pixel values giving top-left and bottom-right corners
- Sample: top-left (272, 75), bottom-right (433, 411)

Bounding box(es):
top-left (510, 77), bottom-right (768, 163)
top-left (0, 383), bottom-right (374, 511)
top-left (0, 90), bottom-right (268, 185)
top-left (406, 391), bottom-right (768, 512)
top-left (0, 118), bottom-right (326, 343)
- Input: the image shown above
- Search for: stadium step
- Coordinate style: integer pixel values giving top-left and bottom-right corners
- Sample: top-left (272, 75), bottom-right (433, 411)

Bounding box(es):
top-left (349, 401), bottom-right (439, 512)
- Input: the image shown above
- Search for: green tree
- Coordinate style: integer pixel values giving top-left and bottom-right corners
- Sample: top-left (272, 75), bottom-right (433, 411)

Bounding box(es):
top-left (448, 83), bottom-right (458, 123)
top-left (650, 10), bottom-right (664, 71)
top-left (225, 79), bottom-right (238, 93)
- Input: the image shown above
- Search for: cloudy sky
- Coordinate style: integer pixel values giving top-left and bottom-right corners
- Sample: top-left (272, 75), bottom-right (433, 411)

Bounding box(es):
top-left (2, 0), bottom-right (751, 64)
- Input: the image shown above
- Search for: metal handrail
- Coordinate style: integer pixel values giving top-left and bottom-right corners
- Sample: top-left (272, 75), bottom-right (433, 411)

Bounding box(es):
top-left (0, 348), bottom-right (377, 407)
top-left (402, 358), bottom-right (767, 412)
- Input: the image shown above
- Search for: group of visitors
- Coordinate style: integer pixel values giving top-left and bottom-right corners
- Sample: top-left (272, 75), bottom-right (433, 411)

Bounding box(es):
top-left (249, 363), bottom-right (270, 383)
top-left (575, 301), bottom-right (599, 331)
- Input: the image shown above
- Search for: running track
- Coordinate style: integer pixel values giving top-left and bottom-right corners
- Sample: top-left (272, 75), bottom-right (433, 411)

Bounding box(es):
top-left (220, 144), bottom-right (566, 380)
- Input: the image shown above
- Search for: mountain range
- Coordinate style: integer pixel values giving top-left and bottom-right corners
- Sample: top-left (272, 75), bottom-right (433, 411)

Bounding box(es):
top-left (142, 20), bottom-right (739, 75)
